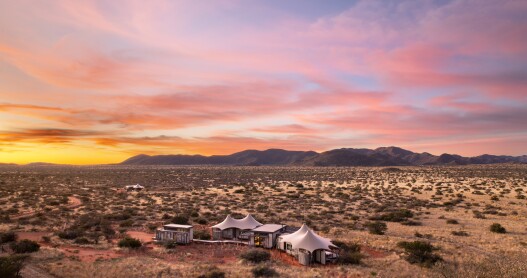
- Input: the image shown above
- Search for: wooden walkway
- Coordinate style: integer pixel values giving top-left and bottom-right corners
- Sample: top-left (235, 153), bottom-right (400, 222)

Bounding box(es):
top-left (193, 239), bottom-right (249, 245)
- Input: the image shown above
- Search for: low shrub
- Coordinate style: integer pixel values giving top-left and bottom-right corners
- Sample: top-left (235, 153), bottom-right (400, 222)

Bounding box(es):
top-left (58, 230), bottom-right (82, 240)
top-left (338, 251), bottom-right (364, 265)
top-left (446, 219), bottom-right (459, 224)
top-left (74, 237), bottom-right (91, 245)
top-left (118, 237), bottom-right (142, 249)
top-left (171, 215), bottom-right (189, 225)
top-left (397, 241), bottom-right (442, 267)
top-left (197, 267), bottom-right (225, 278)
top-left (240, 249), bottom-right (271, 263)
top-left (451, 231), bottom-right (469, 236)
top-left (10, 239), bottom-right (40, 253)
top-left (0, 231), bottom-right (17, 244)
top-left (370, 209), bottom-right (413, 222)
top-left (332, 240), bottom-right (361, 252)
top-left (119, 219), bottom-right (134, 227)
top-left (366, 221), bottom-right (388, 235)
top-left (194, 230), bottom-right (211, 240)
top-left (251, 265), bottom-right (278, 277)
top-left (163, 240), bottom-right (177, 249)
top-left (489, 223), bottom-right (506, 233)
top-left (402, 220), bottom-right (422, 226)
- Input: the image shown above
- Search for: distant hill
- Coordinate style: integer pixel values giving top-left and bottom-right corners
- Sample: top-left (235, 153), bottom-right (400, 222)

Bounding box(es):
top-left (120, 146), bottom-right (527, 166)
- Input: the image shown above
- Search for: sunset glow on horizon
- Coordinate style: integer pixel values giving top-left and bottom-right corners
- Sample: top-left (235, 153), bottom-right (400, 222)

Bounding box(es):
top-left (1, 0), bottom-right (527, 164)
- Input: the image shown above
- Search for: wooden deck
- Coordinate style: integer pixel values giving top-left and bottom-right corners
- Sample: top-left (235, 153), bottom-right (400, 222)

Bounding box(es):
top-left (193, 239), bottom-right (249, 245)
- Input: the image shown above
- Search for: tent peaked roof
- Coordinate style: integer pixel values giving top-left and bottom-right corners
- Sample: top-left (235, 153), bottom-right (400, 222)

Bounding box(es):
top-left (279, 223), bottom-right (309, 242)
top-left (238, 214), bottom-right (262, 230)
top-left (211, 214), bottom-right (262, 230)
top-left (289, 229), bottom-right (336, 253)
top-left (211, 214), bottom-right (238, 230)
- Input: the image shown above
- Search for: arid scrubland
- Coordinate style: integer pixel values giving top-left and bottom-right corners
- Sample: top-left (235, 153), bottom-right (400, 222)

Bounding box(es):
top-left (0, 164), bottom-right (526, 277)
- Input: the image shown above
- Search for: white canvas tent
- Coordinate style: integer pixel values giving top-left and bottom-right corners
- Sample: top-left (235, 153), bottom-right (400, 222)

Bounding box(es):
top-left (238, 214), bottom-right (262, 230)
top-left (276, 224), bottom-right (337, 265)
top-left (289, 229), bottom-right (336, 253)
top-left (211, 214), bottom-right (262, 240)
top-left (211, 214), bottom-right (239, 230)
top-left (211, 214), bottom-right (262, 230)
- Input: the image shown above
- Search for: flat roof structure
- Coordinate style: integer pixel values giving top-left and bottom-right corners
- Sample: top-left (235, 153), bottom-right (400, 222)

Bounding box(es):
top-left (163, 224), bottom-right (193, 229)
top-left (251, 224), bottom-right (284, 233)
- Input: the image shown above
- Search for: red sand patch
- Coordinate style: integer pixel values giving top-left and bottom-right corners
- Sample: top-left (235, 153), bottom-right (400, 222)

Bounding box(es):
top-left (126, 231), bottom-right (155, 243)
top-left (16, 232), bottom-right (50, 242)
top-left (270, 248), bottom-right (303, 267)
top-left (61, 246), bottom-right (124, 262)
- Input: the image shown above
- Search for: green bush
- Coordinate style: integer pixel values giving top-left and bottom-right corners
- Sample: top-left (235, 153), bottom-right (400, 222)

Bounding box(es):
top-left (194, 230), bottom-right (211, 240)
top-left (163, 240), bottom-right (177, 249)
top-left (74, 237), bottom-right (91, 245)
top-left (240, 249), bottom-right (271, 263)
top-left (0, 231), bottom-right (17, 244)
top-left (402, 220), bottom-right (422, 226)
top-left (0, 254), bottom-right (28, 278)
top-left (489, 223), bottom-right (506, 233)
top-left (171, 215), bottom-right (189, 225)
top-left (58, 229), bottom-right (82, 240)
top-left (10, 239), bottom-right (40, 253)
top-left (370, 209), bottom-right (413, 222)
top-left (397, 241), bottom-right (442, 267)
top-left (338, 251), bottom-right (364, 265)
top-left (119, 219), bottom-right (134, 227)
top-left (451, 231), bottom-right (469, 236)
top-left (118, 237), bottom-right (142, 249)
top-left (251, 265), bottom-right (278, 277)
top-left (366, 221), bottom-right (388, 235)
top-left (332, 240), bottom-right (361, 252)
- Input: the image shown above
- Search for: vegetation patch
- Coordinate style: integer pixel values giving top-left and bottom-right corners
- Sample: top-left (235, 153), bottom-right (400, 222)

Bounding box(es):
top-left (240, 249), bottom-right (271, 263)
top-left (397, 241), bottom-right (442, 267)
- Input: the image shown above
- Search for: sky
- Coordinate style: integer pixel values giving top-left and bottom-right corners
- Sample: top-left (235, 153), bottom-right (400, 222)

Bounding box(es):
top-left (1, 0), bottom-right (527, 164)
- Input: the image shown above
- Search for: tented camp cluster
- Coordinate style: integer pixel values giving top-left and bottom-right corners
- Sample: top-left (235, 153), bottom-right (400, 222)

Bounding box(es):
top-left (155, 214), bottom-right (338, 266)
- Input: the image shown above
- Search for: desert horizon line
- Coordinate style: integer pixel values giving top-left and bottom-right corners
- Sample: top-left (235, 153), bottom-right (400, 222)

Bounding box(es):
top-left (3, 145), bottom-right (526, 166)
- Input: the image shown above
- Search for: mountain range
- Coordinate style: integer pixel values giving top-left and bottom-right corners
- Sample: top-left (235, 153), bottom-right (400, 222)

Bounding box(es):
top-left (120, 147), bottom-right (527, 166)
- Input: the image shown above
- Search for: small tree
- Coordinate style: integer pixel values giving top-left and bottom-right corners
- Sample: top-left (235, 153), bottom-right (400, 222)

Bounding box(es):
top-left (489, 223), bottom-right (506, 233)
top-left (10, 240), bottom-right (40, 254)
top-left (366, 221), bottom-right (388, 235)
top-left (118, 237), bottom-right (142, 249)
top-left (0, 254), bottom-right (28, 278)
